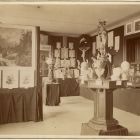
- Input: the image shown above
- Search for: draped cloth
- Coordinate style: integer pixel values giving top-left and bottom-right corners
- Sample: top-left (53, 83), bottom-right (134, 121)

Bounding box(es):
top-left (0, 87), bottom-right (40, 124)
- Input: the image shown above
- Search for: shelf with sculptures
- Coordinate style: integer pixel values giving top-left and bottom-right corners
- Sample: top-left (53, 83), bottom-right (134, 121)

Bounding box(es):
top-left (44, 20), bottom-right (138, 87)
top-left (78, 20), bottom-right (136, 88)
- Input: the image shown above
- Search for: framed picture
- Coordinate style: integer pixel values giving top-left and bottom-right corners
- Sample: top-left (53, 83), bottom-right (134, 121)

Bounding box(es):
top-left (54, 49), bottom-right (60, 58)
top-left (0, 24), bottom-right (37, 69)
top-left (2, 68), bottom-right (19, 89)
top-left (69, 50), bottom-right (75, 58)
top-left (134, 19), bottom-right (140, 33)
top-left (125, 22), bottom-right (133, 35)
top-left (70, 58), bottom-right (76, 67)
top-left (61, 48), bottom-right (68, 59)
top-left (20, 68), bottom-right (34, 88)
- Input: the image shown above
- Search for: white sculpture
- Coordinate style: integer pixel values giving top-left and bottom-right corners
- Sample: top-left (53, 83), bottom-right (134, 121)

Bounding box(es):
top-left (121, 61), bottom-right (130, 80)
top-left (79, 47), bottom-right (90, 62)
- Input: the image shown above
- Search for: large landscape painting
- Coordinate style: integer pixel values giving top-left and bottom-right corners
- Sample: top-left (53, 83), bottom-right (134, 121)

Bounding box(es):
top-left (0, 27), bottom-right (32, 67)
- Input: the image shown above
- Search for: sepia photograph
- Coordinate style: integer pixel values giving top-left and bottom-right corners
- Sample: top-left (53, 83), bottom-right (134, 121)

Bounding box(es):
top-left (0, 1), bottom-right (140, 140)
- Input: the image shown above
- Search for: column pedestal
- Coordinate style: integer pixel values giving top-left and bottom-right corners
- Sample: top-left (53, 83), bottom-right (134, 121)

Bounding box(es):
top-left (81, 81), bottom-right (128, 135)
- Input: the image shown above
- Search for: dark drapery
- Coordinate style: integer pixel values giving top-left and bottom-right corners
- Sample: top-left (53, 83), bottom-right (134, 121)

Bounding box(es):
top-left (56, 78), bottom-right (80, 97)
top-left (46, 83), bottom-right (60, 106)
top-left (0, 87), bottom-right (40, 124)
top-left (126, 39), bottom-right (136, 63)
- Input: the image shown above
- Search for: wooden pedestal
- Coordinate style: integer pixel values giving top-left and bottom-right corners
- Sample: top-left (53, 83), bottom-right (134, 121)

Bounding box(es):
top-left (81, 80), bottom-right (128, 135)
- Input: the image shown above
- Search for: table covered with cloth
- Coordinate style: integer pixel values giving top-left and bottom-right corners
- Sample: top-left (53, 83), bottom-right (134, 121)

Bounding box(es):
top-left (0, 87), bottom-right (39, 124)
top-left (56, 78), bottom-right (80, 97)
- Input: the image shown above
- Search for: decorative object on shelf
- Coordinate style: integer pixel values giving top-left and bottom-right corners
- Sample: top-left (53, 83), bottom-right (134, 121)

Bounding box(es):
top-left (60, 59), bottom-right (64, 67)
top-left (46, 55), bottom-right (54, 83)
top-left (74, 69), bottom-right (80, 78)
top-left (111, 67), bottom-right (122, 81)
top-left (54, 58), bottom-right (61, 68)
top-left (3, 69), bottom-right (19, 89)
top-left (79, 34), bottom-right (91, 62)
top-left (94, 55), bottom-right (107, 81)
top-left (80, 61), bottom-right (89, 84)
top-left (134, 19), bottom-right (140, 33)
top-left (20, 68), bottom-right (34, 88)
top-left (93, 20), bottom-right (112, 81)
top-left (97, 20), bottom-right (108, 54)
top-left (121, 61), bottom-right (130, 80)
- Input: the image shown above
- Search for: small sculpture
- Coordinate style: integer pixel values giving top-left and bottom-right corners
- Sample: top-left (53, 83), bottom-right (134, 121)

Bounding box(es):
top-left (121, 61), bottom-right (130, 80)
top-left (79, 47), bottom-right (90, 62)
top-left (93, 20), bottom-right (112, 80)
top-left (111, 67), bottom-right (122, 81)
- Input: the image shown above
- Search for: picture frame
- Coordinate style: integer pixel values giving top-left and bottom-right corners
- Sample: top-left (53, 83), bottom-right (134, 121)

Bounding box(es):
top-left (134, 19), bottom-right (140, 33)
top-left (125, 22), bottom-right (133, 35)
top-left (54, 49), bottom-right (60, 58)
top-left (61, 48), bottom-right (68, 59)
top-left (0, 24), bottom-right (37, 69)
top-left (19, 68), bottom-right (35, 88)
top-left (70, 58), bottom-right (76, 67)
top-left (2, 68), bottom-right (19, 89)
top-left (69, 50), bottom-right (75, 58)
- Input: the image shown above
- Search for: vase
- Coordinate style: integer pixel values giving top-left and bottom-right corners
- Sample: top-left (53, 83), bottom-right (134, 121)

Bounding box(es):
top-left (95, 68), bottom-right (105, 81)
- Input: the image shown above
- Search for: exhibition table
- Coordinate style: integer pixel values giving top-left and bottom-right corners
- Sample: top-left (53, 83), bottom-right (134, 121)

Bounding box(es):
top-left (46, 83), bottom-right (60, 106)
top-left (81, 80), bottom-right (128, 135)
top-left (0, 88), bottom-right (39, 124)
top-left (56, 78), bottom-right (80, 97)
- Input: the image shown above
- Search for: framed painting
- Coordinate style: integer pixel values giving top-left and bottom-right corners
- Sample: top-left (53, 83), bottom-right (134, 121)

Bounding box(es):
top-left (2, 68), bottom-right (19, 89)
top-left (134, 19), bottom-right (140, 33)
top-left (125, 22), bottom-right (133, 35)
top-left (0, 24), bottom-right (37, 69)
top-left (19, 68), bottom-right (34, 88)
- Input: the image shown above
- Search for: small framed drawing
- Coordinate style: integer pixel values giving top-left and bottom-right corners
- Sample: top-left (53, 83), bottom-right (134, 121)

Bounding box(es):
top-left (125, 22), bottom-right (133, 35)
top-left (69, 50), bottom-right (75, 58)
top-left (134, 19), bottom-right (140, 33)
top-left (20, 68), bottom-right (34, 88)
top-left (61, 60), bottom-right (64, 67)
top-left (54, 49), bottom-right (60, 58)
top-left (3, 69), bottom-right (19, 89)
top-left (61, 48), bottom-right (68, 59)
top-left (70, 58), bottom-right (76, 67)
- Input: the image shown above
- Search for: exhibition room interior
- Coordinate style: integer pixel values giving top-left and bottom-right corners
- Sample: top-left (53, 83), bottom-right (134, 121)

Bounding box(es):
top-left (0, 2), bottom-right (140, 136)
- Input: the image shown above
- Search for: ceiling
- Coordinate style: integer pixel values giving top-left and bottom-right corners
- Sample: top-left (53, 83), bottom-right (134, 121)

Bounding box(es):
top-left (0, 4), bottom-right (140, 36)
